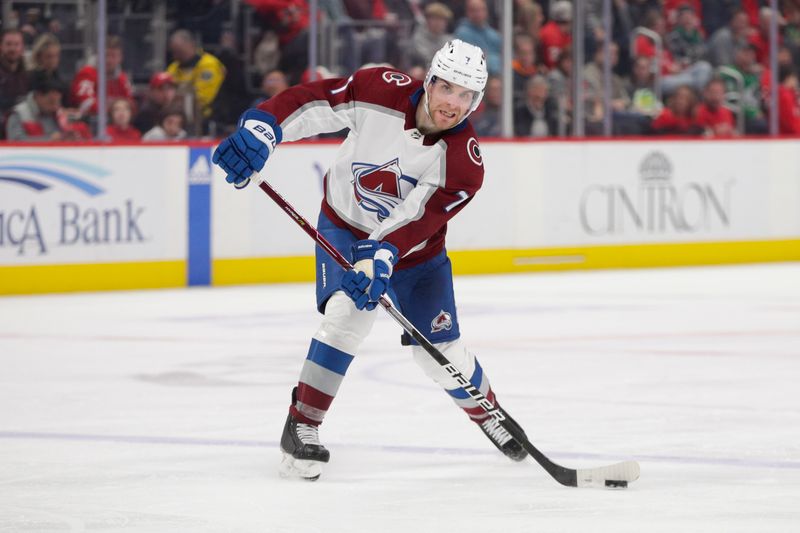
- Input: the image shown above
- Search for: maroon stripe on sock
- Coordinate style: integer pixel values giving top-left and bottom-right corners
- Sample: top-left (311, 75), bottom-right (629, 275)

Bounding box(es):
top-left (464, 389), bottom-right (497, 421)
top-left (289, 405), bottom-right (319, 426)
top-left (289, 382), bottom-right (336, 425)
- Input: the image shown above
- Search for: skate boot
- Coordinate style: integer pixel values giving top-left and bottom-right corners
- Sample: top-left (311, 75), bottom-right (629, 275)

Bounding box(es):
top-left (279, 413), bottom-right (330, 481)
top-left (478, 409), bottom-right (528, 462)
top-left (279, 387), bottom-right (330, 481)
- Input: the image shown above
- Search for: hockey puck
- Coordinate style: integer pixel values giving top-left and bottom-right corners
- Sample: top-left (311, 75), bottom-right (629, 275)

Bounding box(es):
top-left (605, 479), bottom-right (628, 489)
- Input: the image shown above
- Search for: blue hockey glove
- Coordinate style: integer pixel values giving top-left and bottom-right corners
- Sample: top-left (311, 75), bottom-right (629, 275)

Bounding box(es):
top-left (212, 108), bottom-right (283, 188)
top-left (341, 239), bottom-right (399, 310)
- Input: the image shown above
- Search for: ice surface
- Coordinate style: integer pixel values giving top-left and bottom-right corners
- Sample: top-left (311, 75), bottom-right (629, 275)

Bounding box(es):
top-left (1, 263), bottom-right (799, 532)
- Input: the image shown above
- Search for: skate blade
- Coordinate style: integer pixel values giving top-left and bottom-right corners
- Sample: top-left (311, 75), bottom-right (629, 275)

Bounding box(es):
top-left (279, 452), bottom-right (323, 481)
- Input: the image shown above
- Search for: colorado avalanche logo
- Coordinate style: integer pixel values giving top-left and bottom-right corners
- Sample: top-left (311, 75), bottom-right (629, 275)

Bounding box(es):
top-left (382, 71), bottom-right (412, 86)
top-left (352, 158), bottom-right (418, 221)
top-left (431, 310), bottom-right (453, 333)
top-left (467, 137), bottom-right (482, 166)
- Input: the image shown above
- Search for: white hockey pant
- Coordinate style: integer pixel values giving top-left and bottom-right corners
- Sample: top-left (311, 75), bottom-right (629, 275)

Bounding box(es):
top-left (313, 291), bottom-right (377, 355)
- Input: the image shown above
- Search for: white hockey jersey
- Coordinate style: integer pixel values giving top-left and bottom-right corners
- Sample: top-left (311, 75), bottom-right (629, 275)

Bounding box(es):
top-left (258, 67), bottom-right (484, 269)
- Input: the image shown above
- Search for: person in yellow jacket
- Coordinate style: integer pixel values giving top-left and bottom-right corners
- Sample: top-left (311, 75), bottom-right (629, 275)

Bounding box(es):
top-left (167, 29), bottom-right (225, 120)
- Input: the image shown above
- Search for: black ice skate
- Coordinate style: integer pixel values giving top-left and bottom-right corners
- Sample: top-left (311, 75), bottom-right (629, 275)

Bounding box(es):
top-left (279, 391), bottom-right (330, 481)
top-left (479, 410), bottom-right (528, 462)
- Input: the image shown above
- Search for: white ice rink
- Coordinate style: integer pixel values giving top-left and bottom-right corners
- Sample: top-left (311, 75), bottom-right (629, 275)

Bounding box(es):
top-left (1, 263), bottom-right (799, 532)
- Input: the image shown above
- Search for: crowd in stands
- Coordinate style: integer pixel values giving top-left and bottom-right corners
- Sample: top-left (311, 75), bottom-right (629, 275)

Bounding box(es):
top-left (3, 0), bottom-right (800, 142)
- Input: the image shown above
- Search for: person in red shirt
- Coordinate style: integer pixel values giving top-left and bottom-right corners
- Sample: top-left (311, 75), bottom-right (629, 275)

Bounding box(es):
top-left (651, 84), bottom-right (702, 135)
top-left (664, 0), bottom-right (703, 30)
top-left (245, 0), bottom-right (310, 83)
top-left (776, 65), bottom-right (800, 134)
top-left (695, 78), bottom-right (737, 137)
top-left (538, 0), bottom-right (572, 69)
top-left (748, 6), bottom-right (785, 66)
top-left (105, 97), bottom-right (141, 142)
top-left (69, 35), bottom-right (133, 115)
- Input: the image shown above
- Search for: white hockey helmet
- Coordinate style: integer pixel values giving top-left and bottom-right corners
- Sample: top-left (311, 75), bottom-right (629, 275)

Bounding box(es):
top-left (425, 39), bottom-right (489, 118)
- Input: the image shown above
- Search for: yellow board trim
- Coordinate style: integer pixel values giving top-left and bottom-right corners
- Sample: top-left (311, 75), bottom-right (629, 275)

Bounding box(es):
top-left (2, 240), bottom-right (797, 295)
top-left (450, 239), bottom-right (800, 274)
top-left (0, 260), bottom-right (186, 295)
top-left (213, 256), bottom-right (316, 285)
top-left (211, 239), bottom-right (800, 285)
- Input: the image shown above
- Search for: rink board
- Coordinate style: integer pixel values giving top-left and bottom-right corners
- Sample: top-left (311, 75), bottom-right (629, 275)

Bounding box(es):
top-left (1, 140), bottom-right (798, 294)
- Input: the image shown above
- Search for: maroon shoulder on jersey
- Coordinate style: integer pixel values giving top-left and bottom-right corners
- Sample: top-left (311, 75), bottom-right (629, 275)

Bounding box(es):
top-left (258, 67), bottom-right (422, 126)
top-left (380, 122), bottom-right (485, 268)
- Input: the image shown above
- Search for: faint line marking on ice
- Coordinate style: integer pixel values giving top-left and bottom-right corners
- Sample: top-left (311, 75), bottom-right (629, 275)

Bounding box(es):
top-left (471, 330), bottom-right (800, 343)
top-left (0, 332), bottom-right (294, 344)
top-left (359, 358), bottom-right (800, 415)
top-left (0, 431), bottom-right (798, 471)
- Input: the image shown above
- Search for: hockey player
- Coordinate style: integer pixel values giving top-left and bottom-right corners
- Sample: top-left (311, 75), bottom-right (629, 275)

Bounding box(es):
top-left (213, 39), bottom-right (527, 481)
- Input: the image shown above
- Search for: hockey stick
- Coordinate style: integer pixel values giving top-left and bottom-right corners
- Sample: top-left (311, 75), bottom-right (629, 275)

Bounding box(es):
top-left (249, 172), bottom-right (640, 489)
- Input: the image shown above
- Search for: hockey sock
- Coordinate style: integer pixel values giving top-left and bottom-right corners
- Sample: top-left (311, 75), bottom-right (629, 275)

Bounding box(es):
top-left (290, 338), bottom-right (355, 425)
top-left (443, 358), bottom-right (498, 423)
top-left (412, 340), bottom-right (498, 422)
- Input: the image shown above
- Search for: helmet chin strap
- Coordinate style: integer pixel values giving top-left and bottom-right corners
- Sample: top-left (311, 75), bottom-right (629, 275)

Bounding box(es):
top-left (423, 84), bottom-right (433, 122)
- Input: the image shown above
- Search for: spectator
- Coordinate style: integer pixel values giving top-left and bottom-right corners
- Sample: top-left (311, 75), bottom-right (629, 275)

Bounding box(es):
top-left (472, 75), bottom-right (502, 137)
top-left (583, 42), bottom-right (630, 116)
top-left (454, 0), bottom-right (502, 75)
top-left (133, 72), bottom-right (178, 134)
top-left (701, 0), bottom-right (743, 37)
top-left (760, 45), bottom-right (796, 97)
top-left (776, 65), bottom-right (800, 134)
top-left (106, 98), bottom-right (141, 142)
top-left (651, 84), bottom-right (702, 135)
top-left (514, 75), bottom-right (559, 137)
top-left (695, 78), bottom-right (737, 137)
top-left (539, 1), bottom-right (573, 69)
top-left (584, 41), bottom-right (649, 135)
top-left (423, 0), bottom-right (467, 32)
top-left (707, 9), bottom-right (752, 68)
top-left (546, 45), bottom-right (573, 101)
top-left (721, 41), bottom-right (767, 134)
top-left (627, 56), bottom-right (663, 117)
top-left (409, 2), bottom-right (454, 68)
top-left (783, 3), bottom-right (800, 70)
top-left (586, 0), bottom-right (636, 67)
top-left (69, 35), bottom-right (133, 116)
top-left (666, 4), bottom-right (708, 66)
top-left (167, 29), bottom-right (226, 123)
top-left (0, 29), bottom-right (29, 121)
top-left (749, 7), bottom-right (785, 66)
top-left (18, 7), bottom-right (47, 45)
top-left (515, 0), bottom-right (544, 42)
top-left (250, 69), bottom-right (290, 108)
top-left (5, 72), bottom-right (88, 141)
top-left (664, 0), bottom-right (702, 30)
top-left (211, 30), bottom-right (250, 134)
top-left (628, 0), bottom-right (662, 29)
top-left (142, 107), bottom-right (188, 142)
top-left (512, 33), bottom-right (541, 102)
top-left (340, 0), bottom-right (391, 72)
top-left (634, 9), bottom-right (712, 94)
top-left (27, 33), bottom-right (68, 104)
top-left (741, 0), bottom-right (761, 28)
top-left (245, 0), bottom-right (310, 84)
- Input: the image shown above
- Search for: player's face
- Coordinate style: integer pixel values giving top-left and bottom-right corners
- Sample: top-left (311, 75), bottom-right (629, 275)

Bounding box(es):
top-left (426, 79), bottom-right (475, 131)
